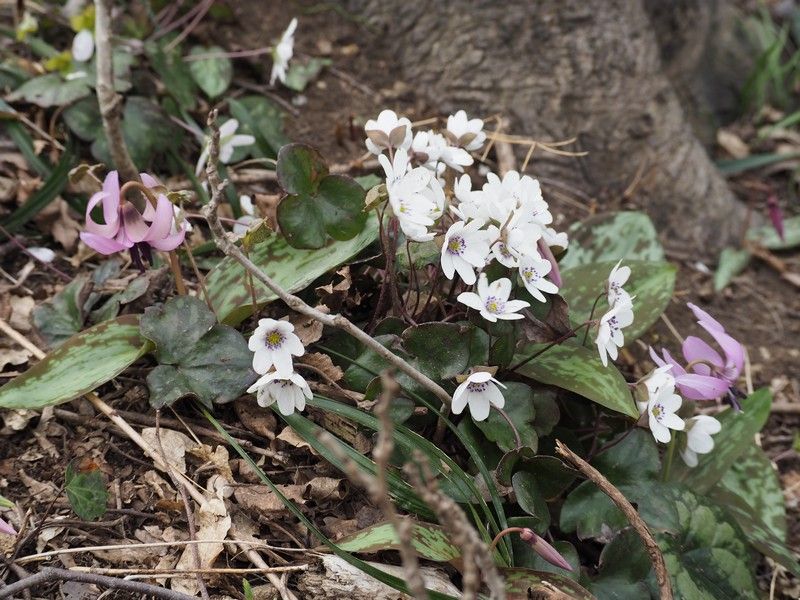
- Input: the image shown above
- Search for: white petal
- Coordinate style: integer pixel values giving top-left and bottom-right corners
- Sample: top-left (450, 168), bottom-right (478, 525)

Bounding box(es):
top-left (457, 292), bottom-right (484, 311)
top-left (469, 395), bottom-right (491, 421)
top-left (72, 29), bottom-right (94, 62)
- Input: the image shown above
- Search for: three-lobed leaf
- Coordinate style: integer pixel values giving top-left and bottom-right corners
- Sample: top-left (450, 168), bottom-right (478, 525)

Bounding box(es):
top-left (276, 144), bottom-right (367, 249)
top-left (65, 462), bottom-right (108, 521)
top-left (188, 45), bottom-right (232, 98)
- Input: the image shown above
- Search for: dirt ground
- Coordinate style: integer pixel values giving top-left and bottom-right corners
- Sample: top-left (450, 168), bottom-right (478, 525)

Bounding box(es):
top-left (0, 1), bottom-right (798, 597)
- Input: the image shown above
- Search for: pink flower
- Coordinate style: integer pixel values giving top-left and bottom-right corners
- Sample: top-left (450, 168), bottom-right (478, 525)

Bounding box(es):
top-left (649, 303), bottom-right (744, 401)
top-left (0, 517), bottom-right (15, 536)
top-left (519, 529), bottom-right (572, 571)
top-left (80, 172), bottom-right (185, 267)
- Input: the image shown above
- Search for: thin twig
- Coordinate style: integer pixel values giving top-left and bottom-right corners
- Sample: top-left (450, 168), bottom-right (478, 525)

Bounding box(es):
top-left (201, 110), bottom-right (452, 409)
top-left (65, 565), bottom-right (308, 576)
top-left (0, 567), bottom-right (195, 600)
top-left (94, 0), bottom-right (139, 184)
top-left (555, 440), bottom-right (672, 600)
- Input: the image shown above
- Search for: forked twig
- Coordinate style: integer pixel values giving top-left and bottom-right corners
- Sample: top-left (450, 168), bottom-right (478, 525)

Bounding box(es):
top-left (555, 440), bottom-right (673, 600)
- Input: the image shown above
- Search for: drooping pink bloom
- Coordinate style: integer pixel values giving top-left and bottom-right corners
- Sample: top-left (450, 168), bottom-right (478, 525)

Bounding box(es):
top-left (0, 517), bottom-right (15, 536)
top-left (80, 172), bottom-right (185, 267)
top-left (766, 194), bottom-right (785, 242)
top-left (649, 303), bottom-right (744, 401)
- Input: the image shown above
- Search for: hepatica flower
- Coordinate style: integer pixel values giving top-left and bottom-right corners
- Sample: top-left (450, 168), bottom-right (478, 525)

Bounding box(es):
top-left (441, 220), bottom-right (490, 285)
top-left (79, 171), bottom-right (185, 267)
top-left (196, 119), bottom-right (255, 176)
top-left (645, 372), bottom-right (685, 443)
top-left (458, 273), bottom-right (530, 322)
top-left (680, 415), bottom-right (721, 467)
top-left (248, 319), bottom-right (305, 376)
top-left (607, 260), bottom-right (631, 305)
top-left (595, 296), bottom-right (634, 367)
top-left (452, 371), bottom-right (506, 421)
top-left (365, 109), bottom-right (412, 155)
top-left (247, 370), bottom-right (312, 415)
top-left (270, 17), bottom-right (297, 85)
top-left (518, 253), bottom-right (558, 302)
top-left (445, 110), bottom-right (486, 151)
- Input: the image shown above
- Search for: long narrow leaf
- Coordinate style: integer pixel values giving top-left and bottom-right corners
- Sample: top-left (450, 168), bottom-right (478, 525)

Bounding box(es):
top-left (201, 408), bottom-right (461, 600)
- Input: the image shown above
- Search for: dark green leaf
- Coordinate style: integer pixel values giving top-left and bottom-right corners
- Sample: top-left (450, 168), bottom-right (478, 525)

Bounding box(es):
top-left (32, 275), bottom-right (88, 348)
top-left (514, 344), bottom-right (638, 419)
top-left (0, 316), bottom-right (146, 409)
top-left (206, 213), bottom-right (378, 325)
top-left (716, 152), bottom-right (800, 175)
top-left (146, 41), bottom-right (197, 110)
top-left (474, 382), bottom-right (539, 452)
top-left (586, 529), bottom-right (653, 600)
top-left (276, 144), bottom-right (367, 249)
top-left (229, 96), bottom-right (286, 157)
top-left (63, 97), bottom-right (103, 141)
top-left (401, 322), bottom-right (488, 381)
top-left (560, 430), bottom-right (679, 540)
top-left (511, 471), bottom-right (550, 528)
top-left (670, 388), bottom-right (772, 492)
top-left (560, 260), bottom-right (676, 343)
top-left (561, 211), bottom-right (664, 269)
top-left (188, 45), bottom-right (232, 98)
top-left (65, 462), bottom-right (107, 520)
top-left (140, 297), bottom-right (254, 408)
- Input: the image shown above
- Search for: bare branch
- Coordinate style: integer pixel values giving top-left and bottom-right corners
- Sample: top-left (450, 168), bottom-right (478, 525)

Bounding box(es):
top-left (94, 0), bottom-right (139, 183)
top-left (200, 110), bottom-right (453, 409)
top-left (555, 439), bottom-right (673, 600)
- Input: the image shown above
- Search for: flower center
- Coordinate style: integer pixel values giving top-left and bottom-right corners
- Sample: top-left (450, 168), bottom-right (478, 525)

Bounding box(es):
top-left (447, 235), bottom-right (466, 256)
top-left (522, 266), bottom-right (539, 282)
top-left (484, 296), bottom-right (505, 314)
top-left (467, 381), bottom-right (488, 393)
top-left (265, 331), bottom-right (284, 350)
top-left (650, 403), bottom-right (664, 422)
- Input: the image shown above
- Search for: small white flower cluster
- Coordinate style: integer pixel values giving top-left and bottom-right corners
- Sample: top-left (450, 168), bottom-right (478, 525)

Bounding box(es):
top-left (366, 109), bottom-right (567, 323)
top-left (596, 261), bottom-right (635, 367)
top-left (247, 319), bottom-right (311, 415)
top-left (639, 365), bottom-right (721, 468)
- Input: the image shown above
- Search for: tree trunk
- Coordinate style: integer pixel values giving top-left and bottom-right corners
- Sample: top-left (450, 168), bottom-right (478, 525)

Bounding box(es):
top-left (352, 0), bottom-right (749, 256)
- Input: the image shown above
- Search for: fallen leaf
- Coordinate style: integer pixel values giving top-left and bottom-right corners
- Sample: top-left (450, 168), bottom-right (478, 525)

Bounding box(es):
top-left (717, 129), bottom-right (749, 159)
top-left (172, 497), bottom-right (231, 596)
top-left (298, 352), bottom-right (343, 382)
top-left (234, 396), bottom-right (277, 439)
top-left (8, 295), bottom-right (34, 332)
top-left (141, 427), bottom-right (194, 475)
top-left (289, 311), bottom-right (326, 345)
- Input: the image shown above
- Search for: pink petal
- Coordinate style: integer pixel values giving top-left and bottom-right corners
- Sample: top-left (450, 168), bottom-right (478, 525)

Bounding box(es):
top-left (121, 204), bottom-right (150, 243)
top-left (682, 336), bottom-right (723, 375)
top-left (142, 195), bottom-right (175, 242)
top-left (80, 231), bottom-right (131, 254)
top-left (148, 229), bottom-right (185, 251)
top-left (676, 373), bottom-right (730, 400)
top-left (101, 171), bottom-right (121, 225)
top-left (537, 239), bottom-right (562, 287)
top-left (0, 517), bottom-right (16, 536)
top-left (699, 323), bottom-right (744, 380)
top-left (649, 347), bottom-right (686, 376)
top-left (687, 302), bottom-right (724, 332)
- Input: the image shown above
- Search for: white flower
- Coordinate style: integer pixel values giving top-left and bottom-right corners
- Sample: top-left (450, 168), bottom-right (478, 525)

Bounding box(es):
top-left (430, 132), bottom-right (474, 172)
top-left (446, 110), bottom-right (486, 151)
top-left (441, 220), bottom-right (490, 285)
top-left (680, 415), bottom-right (721, 467)
top-left (646, 374), bottom-right (685, 443)
top-left (638, 364), bottom-right (674, 414)
top-left (71, 29), bottom-right (94, 62)
top-left (518, 253), bottom-right (558, 302)
top-left (172, 205), bottom-right (192, 234)
top-left (195, 119), bottom-right (255, 175)
top-left (248, 319), bottom-right (305, 376)
top-left (232, 195), bottom-right (257, 237)
top-left (457, 273), bottom-right (530, 322)
top-left (247, 370), bottom-right (311, 415)
top-left (541, 226), bottom-right (568, 250)
top-left (487, 225), bottom-right (520, 268)
top-left (451, 371), bottom-right (506, 421)
top-left (595, 296), bottom-right (634, 367)
top-left (410, 130), bottom-right (442, 165)
top-left (380, 153), bottom-right (438, 241)
top-left (607, 260), bottom-right (631, 306)
top-left (270, 18), bottom-right (297, 85)
top-left (27, 247), bottom-right (55, 263)
top-left (365, 110), bottom-right (412, 155)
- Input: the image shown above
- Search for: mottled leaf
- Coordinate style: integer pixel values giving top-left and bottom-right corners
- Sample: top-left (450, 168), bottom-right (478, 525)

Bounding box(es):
top-left (146, 40), bottom-right (197, 110)
top-left (560, 260), bottom-right (676, 343)
top-left (8, 73), bottom-right (90, 107)
top-left (671, 388), bottom-right (772, 492)
top-left (229, 96), bottom-right (286, 158)
top-left (65, 462), bottom-right (107, 520)
top-left (140, 297), bottom-right (254, 408)
top-left (561, 211), bottom-right (664, 269)
top-left (188, 45), bottom-right (232, 98)
top-left (514, 344), bottom-right (638, 419)
top-left (747, 214), bottom-right (800, 250)
top-left (336, 520), bottom-right (461, 563)
top-left (284, 57), bottom-right (331, 92)
top-left (0, 316), bottom-right (146, 409)
top-left (586, 529), bottom-right (652, 600)
top-left (206, 213), bottom-right (378, 325)
top-left (33, 275), bottom-right (88, 348)
top-left (474, 382), bottom-right (540, 452)
top-left (714, 247), bottom-right (751, 291)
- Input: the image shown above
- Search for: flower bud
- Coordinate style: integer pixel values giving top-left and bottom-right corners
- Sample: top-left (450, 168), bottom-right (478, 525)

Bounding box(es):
top-left (519, 528), bottom-right (573, 571)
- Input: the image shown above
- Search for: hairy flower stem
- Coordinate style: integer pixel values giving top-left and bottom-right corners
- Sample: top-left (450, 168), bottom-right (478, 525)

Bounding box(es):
top-left (581, 291), bottom-right (606, 346)
top-left (488, 527), bottom-right (525, 553)
top-left (661, 436), bottom-right (676, 482)
top-left (493, 406), bottom-right (522, 448)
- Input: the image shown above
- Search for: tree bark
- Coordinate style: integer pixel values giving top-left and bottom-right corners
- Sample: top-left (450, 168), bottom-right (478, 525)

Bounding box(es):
top-left (352, 0), bottom-right (749, 256)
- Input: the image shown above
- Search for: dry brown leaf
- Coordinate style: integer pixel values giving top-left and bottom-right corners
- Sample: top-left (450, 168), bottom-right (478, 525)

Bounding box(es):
top-left (234, 484), bottom-right (304, 514)
top-left (8, 295), bottom-right (34, 332)
top-left (34, 198), bottom-right (81, 251)
top-left (0, 176), bottom-right (17, 203)
top-left (234, 396), bottom-right (277, 439)
top-left (299, 352), bottom-right (343, 382)
top-left (172, 497), bottom-right (231, 596)
top-left (716, 129), bottom-right (749, 159)
top-left (1, 409), bottom-right (36, 433)
top-left (141, 427), bottom-right (194, 474)
top-left (188, 443), bottom-right (233, 482)
top-left (0, 347), bottom-right (31, 372)
top-left (274, 427), bottom-right (314, 452)
top-left (303, 477), bottom-right (348, 502)
top-left (289, 310), bottom-right (326, 345)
